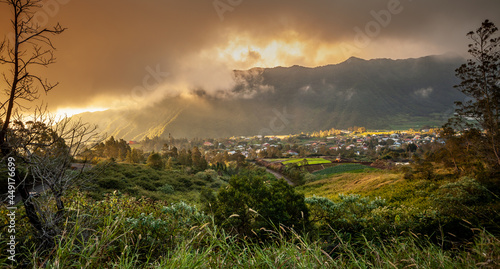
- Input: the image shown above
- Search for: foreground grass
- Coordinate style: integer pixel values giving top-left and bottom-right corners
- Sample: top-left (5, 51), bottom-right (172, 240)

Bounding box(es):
top-left (2, 190), bottom-right (499, 268)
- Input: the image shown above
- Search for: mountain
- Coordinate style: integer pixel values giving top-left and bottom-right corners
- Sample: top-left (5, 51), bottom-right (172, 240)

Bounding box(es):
top-left (74, 54), bottom-right (466, 140)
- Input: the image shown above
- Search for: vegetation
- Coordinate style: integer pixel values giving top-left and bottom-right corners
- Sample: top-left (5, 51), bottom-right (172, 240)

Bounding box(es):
top-left (86, 162), bottom-right (228, 202)
top-left (2, 176), bottom-right (499, 268)
top-left (2, 14), bottom-right (500, 269)
top-left (313, 163), bottom-right (376, 177)
top-left (206, 174), bottom-right (309, 238)
top-left (441, 19), bottom-right (500, 174)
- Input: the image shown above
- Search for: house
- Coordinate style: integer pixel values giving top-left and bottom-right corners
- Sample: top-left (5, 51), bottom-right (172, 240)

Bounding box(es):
top-left (286, 150), bottom-right (299, 156)
top-left (203, 141), bottom-right (214, 147)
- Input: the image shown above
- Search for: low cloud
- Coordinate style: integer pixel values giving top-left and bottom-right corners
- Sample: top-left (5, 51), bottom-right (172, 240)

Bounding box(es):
top-left (414, 87), bottom-right (433, 98)
top-left (0, 0), bottom-right (498, 112)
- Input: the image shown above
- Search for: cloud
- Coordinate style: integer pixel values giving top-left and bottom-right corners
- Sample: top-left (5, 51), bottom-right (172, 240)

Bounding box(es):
top-left (414, 87), bottom-right (434, 98)
top-left (0, 0), bottom-right (498, 112)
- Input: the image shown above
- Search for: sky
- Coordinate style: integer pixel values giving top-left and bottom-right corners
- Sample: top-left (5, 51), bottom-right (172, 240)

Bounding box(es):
top-left (1, 0), bottom-right (499, 117)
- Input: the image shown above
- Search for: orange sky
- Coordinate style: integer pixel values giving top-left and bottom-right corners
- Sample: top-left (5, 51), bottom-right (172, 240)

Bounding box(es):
top-left (0, 0), bottom-right (499, 117)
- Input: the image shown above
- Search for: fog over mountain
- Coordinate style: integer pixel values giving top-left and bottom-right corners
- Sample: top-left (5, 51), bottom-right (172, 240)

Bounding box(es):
top-left (74, 54), bottom-right (465, 140)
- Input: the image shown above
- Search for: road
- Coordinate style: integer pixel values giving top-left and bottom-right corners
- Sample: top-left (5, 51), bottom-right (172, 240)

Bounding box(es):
top-left (262, 167), bottom-right (295, 186)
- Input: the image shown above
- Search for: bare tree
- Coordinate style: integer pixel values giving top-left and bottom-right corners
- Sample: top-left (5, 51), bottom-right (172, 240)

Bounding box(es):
top-left (7, 108), bottom-right (99, 244)
top-left (0, 0), bottom-right (65, 236)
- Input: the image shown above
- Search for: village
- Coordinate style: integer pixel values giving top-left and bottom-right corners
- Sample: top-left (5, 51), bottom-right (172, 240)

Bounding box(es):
top-left (193, 128), bottom-right (444, 163)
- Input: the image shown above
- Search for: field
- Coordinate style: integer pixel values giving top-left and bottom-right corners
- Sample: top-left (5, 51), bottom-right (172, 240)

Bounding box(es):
top-left (282, 158), bottom-right (331, 166)
top-left (298, 170), bottom-right (403, 200)
top-left (312, 163), bottom-right (376, 177)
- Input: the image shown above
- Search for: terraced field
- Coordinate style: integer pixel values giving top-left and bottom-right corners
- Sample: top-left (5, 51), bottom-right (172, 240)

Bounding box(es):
top-left (282, 158), bottom-right (331, 166)
top-left (313, 163), bottom-right (376, 177)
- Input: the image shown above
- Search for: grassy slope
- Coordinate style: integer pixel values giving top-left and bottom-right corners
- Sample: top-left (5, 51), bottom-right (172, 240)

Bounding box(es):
top-left (298, 168), bottom-right (450, 211)
top-left (89, 162), bottom-right (226, 203)
top-left (312, 163), bottom-right (377, 177)
top-left (298, 170), bottom-right (402, 199)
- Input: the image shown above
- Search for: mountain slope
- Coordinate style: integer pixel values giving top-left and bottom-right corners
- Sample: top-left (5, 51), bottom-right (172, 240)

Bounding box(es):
top-left (75, 54), bottom-right (466, 140)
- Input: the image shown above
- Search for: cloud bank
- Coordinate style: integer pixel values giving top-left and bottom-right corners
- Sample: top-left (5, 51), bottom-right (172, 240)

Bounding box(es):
top-left (0, 0), bottom-right (498, 113)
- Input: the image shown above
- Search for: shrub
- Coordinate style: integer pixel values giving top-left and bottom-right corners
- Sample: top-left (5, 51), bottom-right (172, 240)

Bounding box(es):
top-left (147, 152), bottom-right (164, 169)
top-left (304, 173), bottom-right (318, 183)
top-left (306, 194), bottom-right (386, 233)
top-left (159, 184), bottom-right (175, 194)
top-left (433, 177), bottom-right (493, 220)
top-left (195, 169), bottom-right (219, 182)
top-left (193, 179), bottom-right (207, 186)
top-left (97, 177), bottom-right (127, 189)
top-left (211, 175), bottom-right (309, 237)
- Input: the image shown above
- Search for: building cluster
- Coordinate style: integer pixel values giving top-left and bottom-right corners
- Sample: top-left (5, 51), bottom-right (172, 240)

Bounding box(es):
top-left (198, 130), bottom-right (442, 159)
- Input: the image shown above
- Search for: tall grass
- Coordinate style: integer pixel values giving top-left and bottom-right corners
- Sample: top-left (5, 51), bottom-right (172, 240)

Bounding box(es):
top-left (4, 191), bottom-right (498, 268)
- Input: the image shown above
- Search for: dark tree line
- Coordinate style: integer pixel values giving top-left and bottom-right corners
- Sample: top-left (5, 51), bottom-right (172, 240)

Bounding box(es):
top-left (94, 136), bottom-right (131, 161)
top-left (439, 20), bottom-right (500, 178)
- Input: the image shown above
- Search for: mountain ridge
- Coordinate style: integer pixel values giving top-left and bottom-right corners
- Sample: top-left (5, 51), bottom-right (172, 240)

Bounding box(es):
top-left (73, 54), bottom-right (466, 140)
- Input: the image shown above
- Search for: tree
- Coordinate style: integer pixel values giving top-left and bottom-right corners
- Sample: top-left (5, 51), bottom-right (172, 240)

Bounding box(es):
top-left (147, 152), bottom-right (163, 169)
top-left (191, 146), bottom-right (207, 171)
top-left (446, 20), bottom-right (500, 171)
top-left (170, 146), bottom-right (178, 158)
top-left (0, 0), bottom-right (65, 237)
top-left (126, 148), bottom-right (144, 163)
top-left (5, 109), bottom-right (98, 248)
top-left (165, 156), bottom-right (174, 170)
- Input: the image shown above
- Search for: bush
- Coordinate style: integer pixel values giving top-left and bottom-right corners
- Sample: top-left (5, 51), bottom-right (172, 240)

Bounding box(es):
top-left (211, 175), bottom-right (309, 238)
top-left (97, 177), bottom-right (127, 189)
top-left (304, 173), bottom-right (318, 183)
top-left (195, 169), bottom-right (219, 182)
top-left (433, 177), bottom-right (492, 219)
top-left (193, 179), bottom-right (207, 186)
top-left (137, 181), bottom-right (156, 191)
top-left (159, 184), bottom-right (175, 194)
top-left (306, 194), bottom-right (386, 233)
top-left (147, 152), bottom-right (164, 169)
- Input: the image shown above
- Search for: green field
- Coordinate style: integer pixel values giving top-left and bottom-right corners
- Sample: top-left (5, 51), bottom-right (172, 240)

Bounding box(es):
top-left (313, 163), bottom-right (375, 177)
top-left (282, 158), bottom-right (331, 166)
